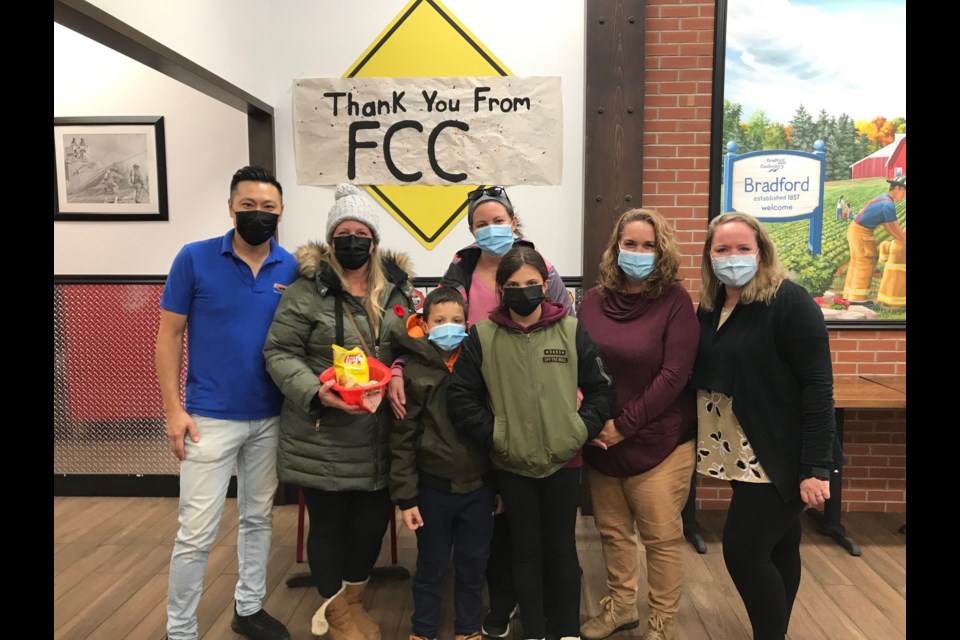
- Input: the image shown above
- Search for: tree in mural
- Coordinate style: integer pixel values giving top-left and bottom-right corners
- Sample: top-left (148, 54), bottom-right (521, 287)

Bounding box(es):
top-left (722, 99), bottom-right (746, 151)
top-left (788, 105), bottom-right (817, 152)
top-left (815, 109), bottom-right (833, 146)
top-left (724, 102), bottom-right (905, 182)
top-left (855, 116), bottom-right (897, 154)
top-left (826, 113), bottom-right (858, 181)
top-left (742, 110), bottom-right (771, 153)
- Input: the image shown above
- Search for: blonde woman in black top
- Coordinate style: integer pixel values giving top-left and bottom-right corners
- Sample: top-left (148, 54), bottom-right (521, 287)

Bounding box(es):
top-left (691, 212), bottom-right (842, 640)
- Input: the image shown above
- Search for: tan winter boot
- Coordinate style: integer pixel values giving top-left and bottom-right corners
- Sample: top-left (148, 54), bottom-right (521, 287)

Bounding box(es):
top-left (311, 583), bottom-right (365, 640)
top-left (580, 596), bottom-right (640, 640)
top-left (640, 611), bottom-right (676, 640)
top-left (343, 579), bottom-right (382, 640)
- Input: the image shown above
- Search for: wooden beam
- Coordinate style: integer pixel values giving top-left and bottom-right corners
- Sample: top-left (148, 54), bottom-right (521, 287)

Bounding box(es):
top-left (582, 0), bottom-right (646, 290)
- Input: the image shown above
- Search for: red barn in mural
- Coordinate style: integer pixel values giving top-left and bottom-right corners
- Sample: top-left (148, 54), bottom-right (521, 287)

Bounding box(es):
top-left (851, 134), bottom-right (906, 180)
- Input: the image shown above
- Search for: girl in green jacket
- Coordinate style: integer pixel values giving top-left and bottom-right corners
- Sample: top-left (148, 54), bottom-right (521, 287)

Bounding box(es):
top-left (447, 245), bottom-right (617, 640)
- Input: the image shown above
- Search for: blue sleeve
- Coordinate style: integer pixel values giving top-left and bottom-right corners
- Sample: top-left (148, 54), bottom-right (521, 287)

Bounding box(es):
top-left (881, 201), bottom-right (898, 224)
top-left (160, 246), bottom-right (196, 315)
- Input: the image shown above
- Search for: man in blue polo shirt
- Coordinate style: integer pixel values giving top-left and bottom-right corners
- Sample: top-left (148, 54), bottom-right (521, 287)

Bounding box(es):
top-left (156, 165), bottom-right (299, 640)
top-left (842, 175), bottom-right (907, 303)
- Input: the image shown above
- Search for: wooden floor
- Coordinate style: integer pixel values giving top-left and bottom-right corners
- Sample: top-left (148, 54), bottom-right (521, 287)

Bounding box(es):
top-left (54, 497), bottom-right (906, 640)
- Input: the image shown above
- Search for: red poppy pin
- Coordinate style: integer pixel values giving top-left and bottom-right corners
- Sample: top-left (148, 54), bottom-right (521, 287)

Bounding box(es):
top-left (393, 305), bottom-right (406, 317)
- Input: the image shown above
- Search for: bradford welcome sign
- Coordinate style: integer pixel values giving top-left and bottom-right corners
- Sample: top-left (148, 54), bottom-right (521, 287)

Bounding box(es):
top-left (291, 0), bottom-right (563, 250)
top-left (723, 140), bottom-right (826, 254)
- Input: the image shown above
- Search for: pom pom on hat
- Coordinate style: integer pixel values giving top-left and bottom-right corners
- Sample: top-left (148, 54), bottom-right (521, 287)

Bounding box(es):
top-left (326, 183), bottom-right (380, 244)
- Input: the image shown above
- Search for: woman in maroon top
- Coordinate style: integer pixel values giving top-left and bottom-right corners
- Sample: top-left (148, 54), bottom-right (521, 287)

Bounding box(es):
top-left (577, 208), bottom-right (699, 640)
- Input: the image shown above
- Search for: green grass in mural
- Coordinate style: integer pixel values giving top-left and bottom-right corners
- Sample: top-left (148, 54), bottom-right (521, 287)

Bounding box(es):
top-left (762, 177), bottom-right (906, 320)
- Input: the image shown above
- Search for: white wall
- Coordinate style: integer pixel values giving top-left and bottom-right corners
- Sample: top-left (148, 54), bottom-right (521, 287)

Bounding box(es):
top-left (75, 0), bottom-right (585, 278)
top-left (53, 23), bottom-right (249, 275)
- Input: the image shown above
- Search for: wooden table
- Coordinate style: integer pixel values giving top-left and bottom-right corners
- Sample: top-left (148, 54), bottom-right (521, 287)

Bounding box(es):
top-left (807, 375), bottom-right (906, 555)
top-left (859, 374), bottom-right (907, 394)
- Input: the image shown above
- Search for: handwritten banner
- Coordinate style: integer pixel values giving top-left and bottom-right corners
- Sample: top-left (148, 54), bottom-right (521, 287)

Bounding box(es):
top-left (293, 76), bottom-right (562, 186)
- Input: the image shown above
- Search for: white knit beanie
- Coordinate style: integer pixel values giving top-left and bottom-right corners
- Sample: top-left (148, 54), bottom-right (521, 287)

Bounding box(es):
top-left (325, 183), bottom-right (381, 244)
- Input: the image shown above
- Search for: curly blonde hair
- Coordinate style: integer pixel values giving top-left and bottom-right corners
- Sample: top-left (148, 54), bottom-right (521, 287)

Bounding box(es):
top-left (597, 208), bottom-right (680, 298)
top-left (699, 212), bottom-right (790, 312)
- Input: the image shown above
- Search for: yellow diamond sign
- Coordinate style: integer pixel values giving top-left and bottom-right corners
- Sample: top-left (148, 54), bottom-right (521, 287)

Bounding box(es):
top-left (344, 0), bottom-right (512, 249)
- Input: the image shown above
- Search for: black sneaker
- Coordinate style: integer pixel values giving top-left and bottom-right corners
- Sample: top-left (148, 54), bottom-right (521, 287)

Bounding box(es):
top-left (231, 607), bottom-right (291, 640)
top-left (481, 604), bottom-right (519, 638)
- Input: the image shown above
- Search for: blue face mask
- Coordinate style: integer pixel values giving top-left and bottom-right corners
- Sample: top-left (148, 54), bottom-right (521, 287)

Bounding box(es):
top-left (473, 224), bottom-right (514, 257)
top-left (427, 323), bottom-right (468, 351)
top-left (712, 254), bottom-right (759, 287)
top-left (617, 251), bottom-right (656, 281)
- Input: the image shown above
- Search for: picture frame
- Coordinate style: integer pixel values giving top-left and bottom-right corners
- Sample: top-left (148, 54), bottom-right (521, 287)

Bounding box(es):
top-left (708, 0), bottom-right (906, 329)
top-left (53, 116), bottom-right (168, 221)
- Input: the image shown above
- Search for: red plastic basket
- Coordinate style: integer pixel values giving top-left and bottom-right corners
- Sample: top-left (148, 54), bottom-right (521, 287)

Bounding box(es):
top-left (319, 357), bottom-right (391, 413)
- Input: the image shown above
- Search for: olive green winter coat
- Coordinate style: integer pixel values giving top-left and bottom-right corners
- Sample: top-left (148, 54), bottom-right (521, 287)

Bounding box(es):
top-left (263, 242), bottom-right (415, 491)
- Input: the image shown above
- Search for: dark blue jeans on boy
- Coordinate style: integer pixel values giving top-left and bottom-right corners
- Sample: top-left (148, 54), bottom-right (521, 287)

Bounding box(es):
top-left (412, 483), bottom-right (495, 637)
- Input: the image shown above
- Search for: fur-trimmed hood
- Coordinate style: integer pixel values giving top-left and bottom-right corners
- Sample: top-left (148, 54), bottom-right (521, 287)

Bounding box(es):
top-left (294, 241), bottom-right (414, 286)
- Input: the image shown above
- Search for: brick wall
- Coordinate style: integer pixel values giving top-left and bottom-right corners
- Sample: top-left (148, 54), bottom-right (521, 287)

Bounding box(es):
top-left (642, 0), bottom-right (906, 512)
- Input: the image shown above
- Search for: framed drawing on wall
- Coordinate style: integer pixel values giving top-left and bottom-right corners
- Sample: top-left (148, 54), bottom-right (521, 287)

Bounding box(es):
top-left (709, 0), bottom-right (906, 328)
top-left (53, 116), bottom-right (169, 221)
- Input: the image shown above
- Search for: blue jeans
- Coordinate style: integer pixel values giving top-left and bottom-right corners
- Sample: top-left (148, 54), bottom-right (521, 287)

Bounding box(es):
top-left (412, 484), bottom-right (495, 637)
top-left (166, 416), bottom-right (280, 640)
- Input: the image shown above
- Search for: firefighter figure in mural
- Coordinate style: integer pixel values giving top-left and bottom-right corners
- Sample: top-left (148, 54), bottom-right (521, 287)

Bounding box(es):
top-left (842, 175), bottom-right (906, 307)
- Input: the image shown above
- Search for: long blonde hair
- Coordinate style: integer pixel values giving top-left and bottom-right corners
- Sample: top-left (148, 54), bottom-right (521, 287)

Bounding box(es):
top-left (699, 212), bottom-right (790, 311)
top-left (327, 244), bottom-right (390, 336)
top-left (598, 208), bottom-right (680, 298)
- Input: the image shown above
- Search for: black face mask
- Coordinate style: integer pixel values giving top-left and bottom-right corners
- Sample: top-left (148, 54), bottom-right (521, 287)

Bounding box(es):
top-left (333, 234), bottom-right (373, 270)
top-left (502, 285), bottom-right (545, 317)
top-left (235, 210), bottom-right (278, 246)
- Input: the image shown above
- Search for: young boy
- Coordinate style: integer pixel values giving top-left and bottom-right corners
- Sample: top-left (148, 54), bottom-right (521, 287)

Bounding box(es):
top-left (390, 287), bottom-right (494, 640)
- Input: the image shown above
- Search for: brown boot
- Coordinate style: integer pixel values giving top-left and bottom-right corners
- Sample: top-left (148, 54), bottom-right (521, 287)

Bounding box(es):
top-left (640, 611), bottom-right (675, 640)
top-left (343, 579), bottom-right (382, 640)
top-left (580, 596), bottom-right (640, 640)
top-left (311, 584), bottom-right (365, 640)
top-left (454, 634), bottom-right (481, 640)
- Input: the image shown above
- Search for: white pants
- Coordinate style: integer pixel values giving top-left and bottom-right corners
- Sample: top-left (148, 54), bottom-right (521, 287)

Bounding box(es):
top-left (166, 415), bottom-right (280, 640)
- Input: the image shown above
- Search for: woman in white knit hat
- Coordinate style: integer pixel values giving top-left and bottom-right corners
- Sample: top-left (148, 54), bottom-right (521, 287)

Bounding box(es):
top-left (264, 184), bottom-right (416, 640)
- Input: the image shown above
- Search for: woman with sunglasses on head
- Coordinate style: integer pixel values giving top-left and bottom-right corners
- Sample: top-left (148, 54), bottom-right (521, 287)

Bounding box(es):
top-left (447, 244), bottom-right (616, 640)
top-left (388, 186), bottom-right (573, 419)
top-left (386, 185), bottom-right (574, 638)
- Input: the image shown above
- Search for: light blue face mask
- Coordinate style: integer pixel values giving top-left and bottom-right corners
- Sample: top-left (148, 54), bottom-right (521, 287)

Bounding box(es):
top-left (473, 224), bottom-right (514, 257)
top-left (427, 323), bottom-right (468, 351)
top-left (617, 250), bottom-right (656, 281)
top-left (712, 253), bottom-right (759, 287)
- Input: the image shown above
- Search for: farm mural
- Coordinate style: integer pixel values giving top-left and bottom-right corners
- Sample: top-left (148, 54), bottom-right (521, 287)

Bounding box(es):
top-left (716, 0), bottom-right (906, 321)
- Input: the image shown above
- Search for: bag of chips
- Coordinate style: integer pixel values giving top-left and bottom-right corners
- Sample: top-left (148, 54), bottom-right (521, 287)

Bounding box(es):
top-left (321, 347), bottom-right (390, 413)
top-left (332, 344), bottom-right (370, 387)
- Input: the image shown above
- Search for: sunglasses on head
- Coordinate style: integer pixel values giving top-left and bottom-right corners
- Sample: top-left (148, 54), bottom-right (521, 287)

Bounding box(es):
top-left (466, 186), bottom-right (511, 203)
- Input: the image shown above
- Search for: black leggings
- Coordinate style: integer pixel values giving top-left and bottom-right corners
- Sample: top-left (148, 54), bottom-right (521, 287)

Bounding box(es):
top-left (493, 467), bottom-right (581, 638)
top-left (722, 481), bottom-right (804, 640)
top-left (301, 487), bottom-right (393, 597)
